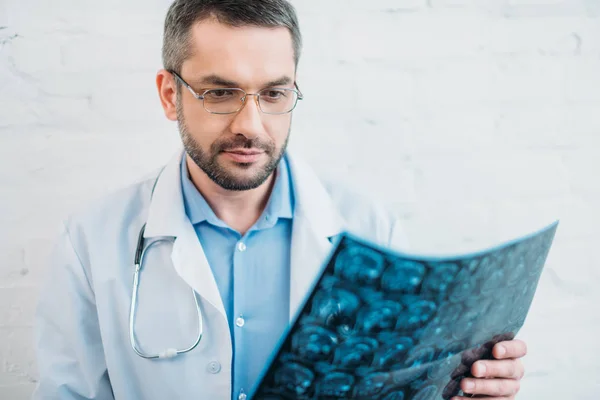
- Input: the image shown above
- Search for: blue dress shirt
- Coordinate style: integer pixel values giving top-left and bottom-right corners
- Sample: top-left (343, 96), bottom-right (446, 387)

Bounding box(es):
top-left (180, 155), bottom-right (294, 400)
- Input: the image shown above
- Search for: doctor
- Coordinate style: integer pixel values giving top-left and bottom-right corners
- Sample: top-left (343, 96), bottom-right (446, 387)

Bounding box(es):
top-left (33, 0), bottom-right (528, 399)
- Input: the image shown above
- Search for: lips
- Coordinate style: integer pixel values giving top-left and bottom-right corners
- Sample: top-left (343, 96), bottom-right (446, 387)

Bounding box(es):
top-left (221, 149), bottom-right (265, 163)
top-left (222, 149), bottom-right (264, 155)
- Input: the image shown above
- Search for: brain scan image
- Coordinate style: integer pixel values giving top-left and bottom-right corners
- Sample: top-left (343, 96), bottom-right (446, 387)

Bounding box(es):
top-left (356, 300), bottom-right (402, 334)
top-left (333, 336), bottom-right (379, 369)
top-left (381, 261), bottom-right (426, 294)
top-left (311, 287), bottom-right (361, 333)
top-left (334, 244), bottom-right (386, 286)
top-left (250, 222), bottom-right (558, 399)
top-left (291, 324), bottom-right (339, 363)
top-left (396, 300), bottom-right (438, 332)
top-left (314, 371), bottom-right (356, 398)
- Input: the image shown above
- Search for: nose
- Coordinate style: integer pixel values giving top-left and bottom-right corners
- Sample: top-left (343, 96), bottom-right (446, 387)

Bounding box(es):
top-left (229, 94), bottom-right (265, 140)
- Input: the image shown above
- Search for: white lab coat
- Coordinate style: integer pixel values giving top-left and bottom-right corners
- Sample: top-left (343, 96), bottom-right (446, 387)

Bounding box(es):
top-left (33, 147), bottom-right (409, 400)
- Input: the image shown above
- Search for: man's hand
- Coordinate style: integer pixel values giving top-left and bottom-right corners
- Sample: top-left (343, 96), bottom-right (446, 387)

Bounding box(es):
top-left (452, 339), bottom-right (527, 399)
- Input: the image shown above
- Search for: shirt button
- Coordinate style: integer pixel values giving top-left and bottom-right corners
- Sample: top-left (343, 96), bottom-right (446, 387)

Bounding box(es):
top-left (238, 392), bottom-right (247, 400)
top-left (207, 361), bottom-right (221, 374)
top-left (237, 241), bottom-right (246, 252)
top-left (235, 316), bottom-right (245, 327)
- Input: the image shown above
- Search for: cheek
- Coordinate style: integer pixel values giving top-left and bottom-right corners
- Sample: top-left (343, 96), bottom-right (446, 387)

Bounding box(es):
top-left (183, 105), bottom-right (229, 144)
top-left (266, 116), bottom-right (292, 144)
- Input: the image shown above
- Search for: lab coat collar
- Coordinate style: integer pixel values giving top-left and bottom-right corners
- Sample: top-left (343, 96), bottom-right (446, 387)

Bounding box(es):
top-left (285, 153), bottom-right (346, 240)
top-left (143, 148), bottom-right (188, 238)
top-left (284, 153), bottom-right (347, 319)
top-left (143, 145), bottom-right (347, 321)
top-left (143, 147), bottom-right (228, 320)
top-left (144, 146), bottom-right (346, 241)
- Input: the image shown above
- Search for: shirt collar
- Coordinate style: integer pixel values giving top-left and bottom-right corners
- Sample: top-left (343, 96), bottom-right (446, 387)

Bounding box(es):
top-left (180, 154), bottom-right (295, 229)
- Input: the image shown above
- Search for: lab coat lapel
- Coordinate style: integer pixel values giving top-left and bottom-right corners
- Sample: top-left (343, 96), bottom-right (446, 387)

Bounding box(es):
top-left (286, 154), bottom-right (346, 321)
top-left (144, 148), bottom-right (227, 320)
top-left (143, 148), bottom-right (346, 323)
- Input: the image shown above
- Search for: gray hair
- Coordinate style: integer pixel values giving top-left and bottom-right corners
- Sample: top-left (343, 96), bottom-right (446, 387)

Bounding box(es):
top-left (162, 0), bottom-right (302, 74)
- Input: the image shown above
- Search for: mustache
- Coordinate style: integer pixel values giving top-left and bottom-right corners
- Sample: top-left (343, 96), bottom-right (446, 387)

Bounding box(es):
top-left (215, 136), bottom-right (274, 153)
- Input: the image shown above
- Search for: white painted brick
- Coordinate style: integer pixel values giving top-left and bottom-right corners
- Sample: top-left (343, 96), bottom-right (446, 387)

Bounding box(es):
top-left (485, 18), bottom-right (585, 55)
top-left (346, 0), bottom-right (427, 11)
top-left (545, 237), bottom-right (600, 288)
top-left (0, 327), bottom-right (37, 387)
top-left (494, 105), bottom-right (600, 149)
top-left (565, 58), bottom-right (600, 102)
top-left (1, 0), bottom-right (599, 398)
top-left (89, 71), bottom-right (166, 124)
top-left (587, 0), bottom-right (600, 17)
top-left (34, 96), bottom-right (95, 129)
top-left (0, 3), bottom-right (8, 26)
top-left (563, 149), bottom-right (600, 196)
top-left (411, 151), bottom-right (571, 203)
top-left (509, 0), bottom-right (571, 5)
top-left (332, 14), bottom-right (487, 62)
top-left (51, 11), bottom-right (165, 38)
top-left (413, 58), bottom-right (494, 105)
top-left (490, 195), bottom-right (599, 242)
top-left (293, 0), bottom-right (426, 14)
top-left (0, 289), bottom-right (38, 327)
top-left (0, 246), bottom-right (29, 288)
top-left (491, 56), bottom-right (567, 104)
top-left (60, 35), bottom-right (162, 73)
top-left (414, 56), bottom-right (566, 106)
top-left (6, 34), bottom-right (64, 75)
top-left (577, 19), bottom-right (600, 55)
top-left (34, 71), bottom-right (97, 99)
top-left (0, 385), bottom-right (36, 400)
top-left (4, 0), bottom-right (168, 32)
top-left (405, 199), bottom-right (496, 253)
top-left (410, 107), bottom-right (499, 152)
top-left (428, 0), bottom-right (508, 13)
top-left (505, 0), bottom-right (589, 17)
top-left (0, 98), bottom-right (40, 129)
top-left (0, 59), bottom-right (42, 128)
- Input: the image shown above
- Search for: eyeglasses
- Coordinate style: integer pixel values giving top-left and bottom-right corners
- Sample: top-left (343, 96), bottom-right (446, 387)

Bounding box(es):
top-left (169, 70), bottom-right (303, 115)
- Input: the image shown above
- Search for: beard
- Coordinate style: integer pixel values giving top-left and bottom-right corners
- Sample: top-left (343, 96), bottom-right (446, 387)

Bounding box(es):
top-left (176, 97), bottom-right (290, 191)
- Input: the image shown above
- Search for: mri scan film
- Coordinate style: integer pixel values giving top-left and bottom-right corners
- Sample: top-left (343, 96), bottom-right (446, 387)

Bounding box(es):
top-left (250, 221), bottom-right (558, 400)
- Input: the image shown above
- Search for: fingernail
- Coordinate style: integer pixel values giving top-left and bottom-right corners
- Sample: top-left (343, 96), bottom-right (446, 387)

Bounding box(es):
top-left (497, 344), bottom-right (506, 357)
top-left (476, 362), bottom-right (487, 377)
top-left (464, 380), bottom-right (475, 391)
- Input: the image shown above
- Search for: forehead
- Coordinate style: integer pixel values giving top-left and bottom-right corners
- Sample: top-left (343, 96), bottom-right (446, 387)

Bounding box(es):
top-left (181, 18), bottom-right (296, 88)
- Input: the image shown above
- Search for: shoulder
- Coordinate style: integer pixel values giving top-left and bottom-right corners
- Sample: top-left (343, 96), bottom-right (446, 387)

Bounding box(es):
top-left (320, 176), bottom-right (410, 251)
top-left (285, 152), bottom-right (410, 250)
top-left (61, 169), bottom-right (159, 247)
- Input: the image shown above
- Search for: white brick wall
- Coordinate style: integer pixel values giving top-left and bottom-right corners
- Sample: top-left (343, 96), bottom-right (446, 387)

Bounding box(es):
top-left (1, 0), bottom-right (599, 398)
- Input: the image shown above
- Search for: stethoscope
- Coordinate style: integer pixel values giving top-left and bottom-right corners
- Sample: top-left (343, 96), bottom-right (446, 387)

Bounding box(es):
top-left (128, 169), bottom-right (204, 359)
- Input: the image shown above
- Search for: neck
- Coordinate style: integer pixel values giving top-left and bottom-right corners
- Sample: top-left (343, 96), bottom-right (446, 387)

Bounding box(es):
top-left (185, 156), bottom-right (276, 234)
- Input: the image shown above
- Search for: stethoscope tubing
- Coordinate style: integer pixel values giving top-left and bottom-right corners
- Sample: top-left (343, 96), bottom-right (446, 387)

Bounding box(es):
top-left (128, 169), bottom-right (204, 359)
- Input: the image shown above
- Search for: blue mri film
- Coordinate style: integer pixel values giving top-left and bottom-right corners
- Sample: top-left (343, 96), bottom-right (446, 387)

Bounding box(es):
top-left (250, 221), bottom-right (558, 400)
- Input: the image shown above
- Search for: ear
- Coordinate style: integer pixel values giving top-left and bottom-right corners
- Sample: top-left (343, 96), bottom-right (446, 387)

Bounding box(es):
top-left (156, 69), bottom-right (178, 122)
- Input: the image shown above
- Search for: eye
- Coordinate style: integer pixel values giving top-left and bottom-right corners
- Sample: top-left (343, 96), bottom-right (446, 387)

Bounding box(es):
top-left (261, 89), bottom-right (287, 102)
top-left (204, 89), bottom-right (237, 101)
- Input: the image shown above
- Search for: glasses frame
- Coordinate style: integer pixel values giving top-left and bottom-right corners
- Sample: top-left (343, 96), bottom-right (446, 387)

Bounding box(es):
top-left (169, 70), bottom-right (304, 115)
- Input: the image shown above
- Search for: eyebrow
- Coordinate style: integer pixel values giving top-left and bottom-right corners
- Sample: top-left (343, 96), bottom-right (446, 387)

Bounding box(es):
top-left (193, 74), bottom-right (294, 88)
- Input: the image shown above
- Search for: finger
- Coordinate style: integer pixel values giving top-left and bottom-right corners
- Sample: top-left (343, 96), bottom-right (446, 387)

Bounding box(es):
top-left (471, 359), bottom-right (524, 379)
top-left (493, 339), bottom-right (527, 359)
top-left (451, 397), bottom-right (515, 400)
top-left (460, 377), bottom-right (521, 397)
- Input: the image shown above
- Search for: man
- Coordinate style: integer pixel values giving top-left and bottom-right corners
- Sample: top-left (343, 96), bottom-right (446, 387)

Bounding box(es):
top-left (33, 1), bottom-right (527, 399)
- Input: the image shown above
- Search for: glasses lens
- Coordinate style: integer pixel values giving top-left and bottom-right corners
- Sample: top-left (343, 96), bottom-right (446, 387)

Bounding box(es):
top-left (259, 88), bottom-right (299, 114)
top-left (203, 89), bottom-right (245, 114)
